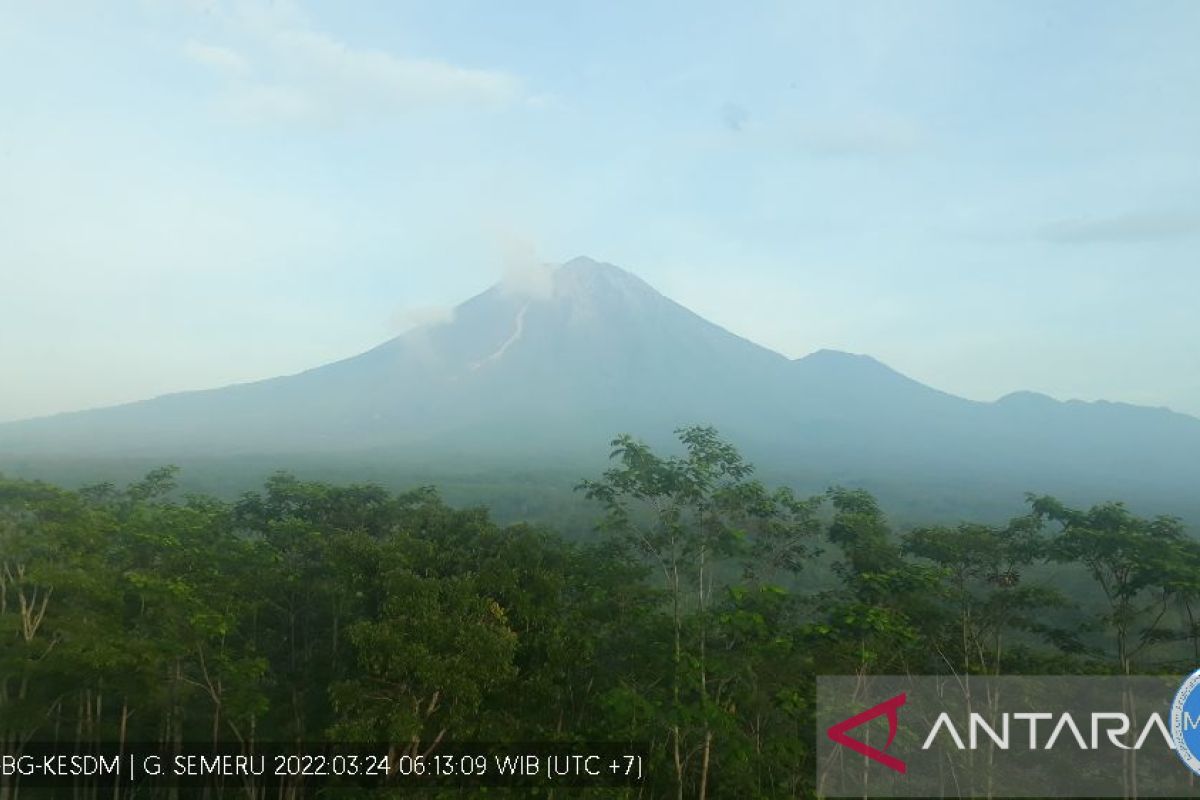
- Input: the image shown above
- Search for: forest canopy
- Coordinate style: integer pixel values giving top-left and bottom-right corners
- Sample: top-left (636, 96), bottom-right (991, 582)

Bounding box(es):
top-left (1, 426), bottom-right (1197, 798)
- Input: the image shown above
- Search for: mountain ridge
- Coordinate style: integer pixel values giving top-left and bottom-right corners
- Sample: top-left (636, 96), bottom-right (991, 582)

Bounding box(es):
top-left (5, 256), bottom-right (1193, 425)
top-left (2, 256), bottom-right (1198, 523)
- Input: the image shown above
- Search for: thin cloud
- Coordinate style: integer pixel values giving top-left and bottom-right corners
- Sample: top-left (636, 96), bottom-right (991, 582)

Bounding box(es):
top-left (179, 2), bottom-right (521, 124)
top-left (1038, 212), bottom-right (1200, 244)
top-left (182, 41), bottom-right (250, 75)
top-left (222, 83), bottom-right (315, 124)
top-left (268, 29), bottom-right (518, 107)
top-left (497, 234), bottom-right (554, 300)
top-left (389, 305), bottom-right (456, 334)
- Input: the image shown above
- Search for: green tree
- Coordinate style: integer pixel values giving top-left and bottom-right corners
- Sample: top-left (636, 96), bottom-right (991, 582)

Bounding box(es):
top-left (1032, 497), bottom-right (1186, 673)
top-left (578, 425), bottom-right (822, 800)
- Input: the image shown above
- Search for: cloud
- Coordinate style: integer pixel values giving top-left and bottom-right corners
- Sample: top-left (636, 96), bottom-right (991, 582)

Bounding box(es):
top-left (1037, 212), bottom-right (1200, 244)
top-left (222, 83), bottom-right (315, 123)
top-left (388, 304), bottom-right (456, 334)
top-left (497, 233), bottom-right (554, 300)
top-left (267, 29), bottom-right (518, 107)
top-left (179, 2), bottom-right (521, 124)
top-left (182, 41), bottom-right (249, 75)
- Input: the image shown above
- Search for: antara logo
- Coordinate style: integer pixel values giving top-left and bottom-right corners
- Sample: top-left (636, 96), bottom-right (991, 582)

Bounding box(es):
top-left (826, 693), bottom-right (907, 774)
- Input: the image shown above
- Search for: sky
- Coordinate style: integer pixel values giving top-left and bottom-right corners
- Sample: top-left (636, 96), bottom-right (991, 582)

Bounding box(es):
top-left (1, 0), bottom-right (1198, 422)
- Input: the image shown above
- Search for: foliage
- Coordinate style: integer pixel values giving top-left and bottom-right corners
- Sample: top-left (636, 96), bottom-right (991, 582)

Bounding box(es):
top-left (0, 428), bottom-right (1194, 798)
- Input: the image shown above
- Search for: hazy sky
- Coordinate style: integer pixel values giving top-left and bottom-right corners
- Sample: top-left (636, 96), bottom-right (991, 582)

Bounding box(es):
top-left (2, 0), bottom-right (1198, 422)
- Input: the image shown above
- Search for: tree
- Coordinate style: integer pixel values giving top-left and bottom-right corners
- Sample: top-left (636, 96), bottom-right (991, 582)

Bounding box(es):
top-left (902, 514), bottom-right (1069, 676)
top-left (1032, 497), bottom-right (1186, 674)
top-left (578, 425), bottom-right (822, 800)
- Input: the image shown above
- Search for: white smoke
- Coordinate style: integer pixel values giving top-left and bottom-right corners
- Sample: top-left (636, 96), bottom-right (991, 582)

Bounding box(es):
top-left (388, 304), bottom-right (456, 334)
top-left (497, 233), bottom-right (554, 300)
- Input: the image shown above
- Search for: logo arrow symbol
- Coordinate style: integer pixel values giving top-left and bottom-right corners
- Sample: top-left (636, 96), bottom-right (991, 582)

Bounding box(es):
top-left (826, 692), bottom-right (907, 774)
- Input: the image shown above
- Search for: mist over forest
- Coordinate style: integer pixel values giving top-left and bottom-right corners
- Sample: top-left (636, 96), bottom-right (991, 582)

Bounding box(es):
top-left (4, 425), bottom-right (1200, 797)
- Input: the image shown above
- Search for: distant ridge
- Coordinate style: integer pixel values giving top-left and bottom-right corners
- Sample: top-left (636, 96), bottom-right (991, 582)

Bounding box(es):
top-left (3, 256), bottom-right (1198, 520)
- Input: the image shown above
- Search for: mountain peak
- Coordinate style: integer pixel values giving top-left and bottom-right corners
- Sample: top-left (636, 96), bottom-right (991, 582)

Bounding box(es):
top-left (551, 256), bottom-right (658, 302)
top-left (790, 348), bottom-right (961, 403)
top-left (794, 348), bottom-right (898, 374)
top-left (558, 255), bottom-right (640, 282)
top-left (996, 390), bottom-right (1058, 406)
top-left (560, 255), bottom-right (609, 272)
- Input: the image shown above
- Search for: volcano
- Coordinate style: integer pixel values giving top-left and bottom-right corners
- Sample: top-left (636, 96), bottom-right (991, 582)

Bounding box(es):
top-left (3, 256), bottom-right (1199, 518)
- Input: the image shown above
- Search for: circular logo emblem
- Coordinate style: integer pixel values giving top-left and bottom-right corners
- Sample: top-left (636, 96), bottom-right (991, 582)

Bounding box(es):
top-left (1171, 669), bottom-right (1200, 775)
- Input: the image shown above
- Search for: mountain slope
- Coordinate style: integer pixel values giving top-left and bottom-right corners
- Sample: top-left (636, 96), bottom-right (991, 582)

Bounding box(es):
top-left (2, 256), bottom-right (1198, 518)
